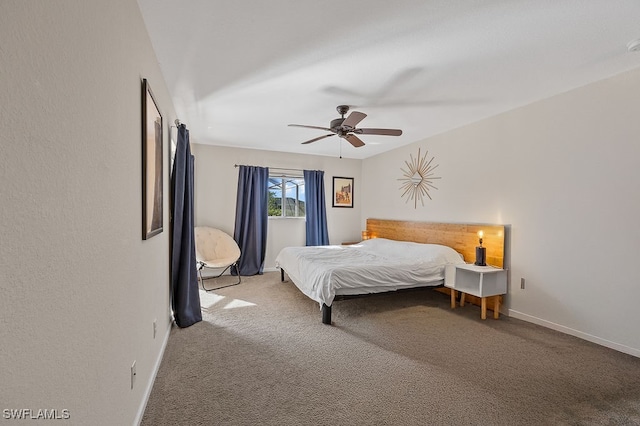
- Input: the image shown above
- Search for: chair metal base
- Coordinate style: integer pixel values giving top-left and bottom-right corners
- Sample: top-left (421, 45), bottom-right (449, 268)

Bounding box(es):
top-left (197, 261), bottom-right (241, 291)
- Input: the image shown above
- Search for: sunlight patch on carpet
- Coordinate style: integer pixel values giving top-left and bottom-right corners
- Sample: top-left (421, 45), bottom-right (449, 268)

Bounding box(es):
top-left (223, 299), bottom-right (256, 310)
top-left (199, 291), bottom-right (225, 309)
top-left (199, 290), bottom-right (257, 310)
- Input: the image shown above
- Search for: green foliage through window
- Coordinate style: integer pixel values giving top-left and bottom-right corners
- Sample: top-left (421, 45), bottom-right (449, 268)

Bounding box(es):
top-left (268, 176), bottom-right (305, 217)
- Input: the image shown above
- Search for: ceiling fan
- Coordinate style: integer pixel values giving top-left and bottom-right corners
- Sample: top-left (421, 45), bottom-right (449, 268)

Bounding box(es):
top-left (288, 105), bottom-right (402, 148)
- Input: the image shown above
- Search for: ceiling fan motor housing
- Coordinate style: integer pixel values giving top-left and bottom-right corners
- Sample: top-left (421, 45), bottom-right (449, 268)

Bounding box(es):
top-left (331, 105), bottom-right (351, 131)
top-left (330, 117), bottom-right (346, 130)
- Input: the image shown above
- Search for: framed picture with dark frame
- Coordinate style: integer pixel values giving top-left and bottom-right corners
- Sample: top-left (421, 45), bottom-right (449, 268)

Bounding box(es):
top-left (332, 176), bottom-right (354, 208)
top-left (142, 78), bottom-right (163, 240)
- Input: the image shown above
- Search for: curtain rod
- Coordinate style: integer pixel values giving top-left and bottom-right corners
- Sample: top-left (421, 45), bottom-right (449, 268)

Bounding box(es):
top-left (234, 164), bottom-right (305, 173)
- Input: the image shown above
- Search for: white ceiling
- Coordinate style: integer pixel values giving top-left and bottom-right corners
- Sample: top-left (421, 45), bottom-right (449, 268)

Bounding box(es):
top-left (137, 0), bottom-right (640, 160)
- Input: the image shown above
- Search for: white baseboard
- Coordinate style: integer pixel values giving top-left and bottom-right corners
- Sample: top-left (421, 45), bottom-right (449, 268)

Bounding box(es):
top-left (263, 267), bottom-right (278, 273)
top-left (508, 309), bottom-right (640, 359)
top-left (133, 320), bottom-right (172, 426)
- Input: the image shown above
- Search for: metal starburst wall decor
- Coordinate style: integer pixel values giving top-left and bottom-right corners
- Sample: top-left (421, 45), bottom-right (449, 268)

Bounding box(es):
top-left (398, 148), bottom-right (440, 208)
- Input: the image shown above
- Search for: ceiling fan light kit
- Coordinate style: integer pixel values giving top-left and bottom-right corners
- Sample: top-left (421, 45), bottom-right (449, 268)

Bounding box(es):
top-left (289, 105), bottom-right (402, 148)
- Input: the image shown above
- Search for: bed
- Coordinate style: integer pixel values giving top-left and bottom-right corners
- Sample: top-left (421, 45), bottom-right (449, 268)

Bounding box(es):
top-left (276, 219), bottom-right (506, 324)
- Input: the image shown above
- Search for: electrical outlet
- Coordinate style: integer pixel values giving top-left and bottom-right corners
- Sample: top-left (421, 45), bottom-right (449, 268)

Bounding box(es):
top-left (153, 319), bottom-right (157, 339)
top-left (521, 278), bottom-right (526, 289)
top-left (131, 361), bottom-right (136, 390)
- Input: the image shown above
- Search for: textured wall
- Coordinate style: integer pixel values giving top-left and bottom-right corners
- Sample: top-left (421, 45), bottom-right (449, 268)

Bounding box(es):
top-left (362, 67), bottom-right (640, 357)
top-left (0, 1), bottom-right (176, 424)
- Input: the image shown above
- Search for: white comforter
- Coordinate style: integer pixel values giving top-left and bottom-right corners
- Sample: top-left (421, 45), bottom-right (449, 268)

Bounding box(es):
top-left (275, 238), bottom-right (465, 308)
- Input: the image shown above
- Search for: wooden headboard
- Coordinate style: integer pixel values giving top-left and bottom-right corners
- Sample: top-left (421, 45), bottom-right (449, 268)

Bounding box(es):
top-left (366, 218), bottom-right (505, 268)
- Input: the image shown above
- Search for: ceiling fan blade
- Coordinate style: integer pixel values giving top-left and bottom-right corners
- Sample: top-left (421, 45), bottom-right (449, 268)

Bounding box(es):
top-left (341, 111), bottom-right (366, 128)
top-left (354, 128), bottom-right (402, 136)
top-left (345, 134), bottom-right (365, 148)
top-left (301, 134), bottom-right (335, 145)
top-left (288, 124), bottom-right (333, 132)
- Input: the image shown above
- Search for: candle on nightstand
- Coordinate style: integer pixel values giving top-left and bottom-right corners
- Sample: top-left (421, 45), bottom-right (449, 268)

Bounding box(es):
top-left (474, 230), bottom-right (486, 266)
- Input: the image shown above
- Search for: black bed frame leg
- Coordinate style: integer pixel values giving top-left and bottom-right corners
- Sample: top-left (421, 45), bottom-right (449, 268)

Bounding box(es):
top-left (322, 304), bottom-right (331, 325)
top-left (281, 268), bottom-right (331, 324)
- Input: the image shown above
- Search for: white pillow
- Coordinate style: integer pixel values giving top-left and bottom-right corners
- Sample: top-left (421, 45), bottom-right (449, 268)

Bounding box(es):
top-left (358, 238), bottom-right (464, 264)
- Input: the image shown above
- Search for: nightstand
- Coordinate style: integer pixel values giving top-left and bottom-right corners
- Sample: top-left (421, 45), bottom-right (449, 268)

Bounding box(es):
top-left (444, 264), bottom-right (507, 319)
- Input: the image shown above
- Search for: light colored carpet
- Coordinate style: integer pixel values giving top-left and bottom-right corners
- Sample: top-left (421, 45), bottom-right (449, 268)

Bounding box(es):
top-left (142, 272), bottom-right (640, 425)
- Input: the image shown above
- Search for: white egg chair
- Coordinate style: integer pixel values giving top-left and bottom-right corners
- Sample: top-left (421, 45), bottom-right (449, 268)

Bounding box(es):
top-left (194, 226), bottom-right (241, 291)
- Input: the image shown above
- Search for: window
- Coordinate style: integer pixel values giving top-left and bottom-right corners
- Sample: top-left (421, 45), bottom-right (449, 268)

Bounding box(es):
top-left (268, 175), bottom-right (305, 217)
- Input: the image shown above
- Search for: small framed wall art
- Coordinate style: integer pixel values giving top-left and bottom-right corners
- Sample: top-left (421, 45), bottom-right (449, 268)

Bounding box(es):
top-left (142, 78), bottom-right (163, 240)
top-left (332, 176), bottom-right (354, 208)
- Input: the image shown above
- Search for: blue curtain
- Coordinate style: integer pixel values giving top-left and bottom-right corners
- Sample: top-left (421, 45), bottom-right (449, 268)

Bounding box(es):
top-left (170, 124), bottom-right (201, 328)
top-left (232, 166), bottom-right (269, 275)
top-left (303, 170), bottom-right (330, 246)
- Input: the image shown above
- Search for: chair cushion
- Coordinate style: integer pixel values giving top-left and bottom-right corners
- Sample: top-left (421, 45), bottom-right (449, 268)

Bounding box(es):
top-left (194, 227), bottom-right (241, 268)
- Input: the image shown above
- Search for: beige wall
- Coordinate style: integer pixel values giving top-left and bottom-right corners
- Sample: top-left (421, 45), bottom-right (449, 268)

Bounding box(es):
top-left (362, 67), bottom-right (640, 357)
top-left (0, 1), bottom-right (176, 424)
